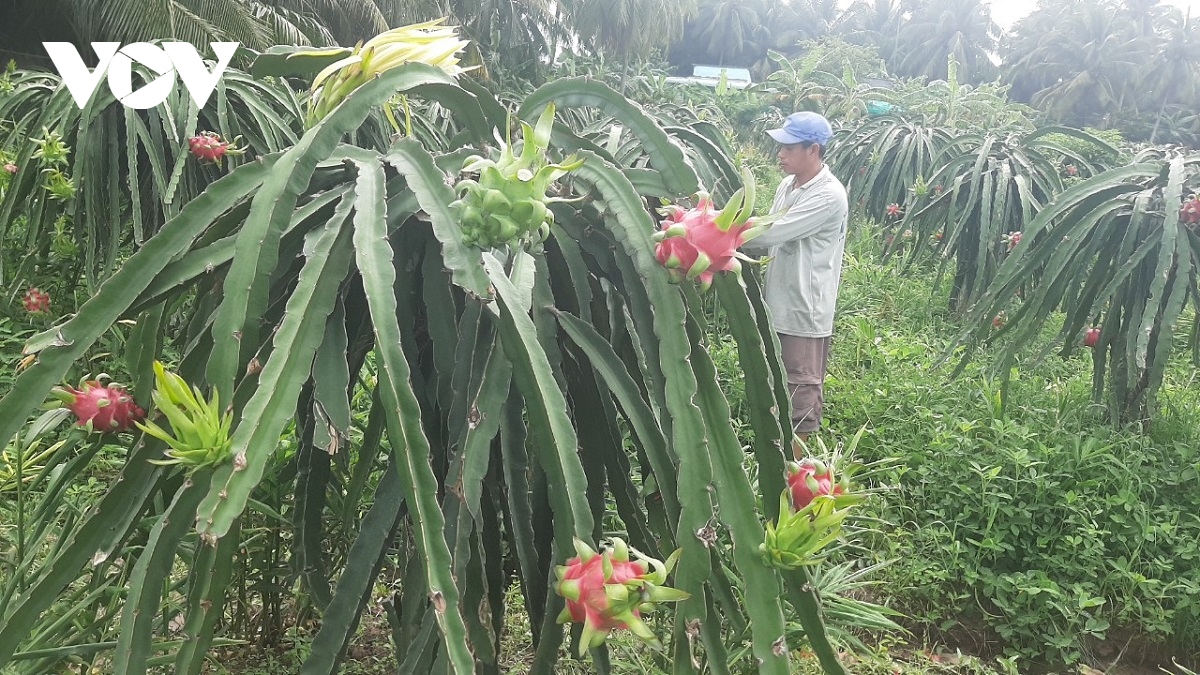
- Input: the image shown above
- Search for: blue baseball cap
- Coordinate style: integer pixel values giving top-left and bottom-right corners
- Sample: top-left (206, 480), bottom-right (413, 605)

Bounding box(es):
top-left (766, 111), bottom-right (832, 145)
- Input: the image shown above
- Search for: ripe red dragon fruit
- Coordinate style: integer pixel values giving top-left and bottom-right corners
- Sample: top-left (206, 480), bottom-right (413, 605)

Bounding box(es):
top-left (554, 537), bottom-right (687, 656)
top-left (1003, 231), bottom-right (1022, 251)
top-left (787, 458), bottom-right (844, 511)
top-left (763, 453), bottom-right (860, 569)
top-left (1084, 327), bottom-right (1100, 348)
top-left (885, 203), bottom-right (903, 218)
top-left (1180, 196), bottom-right (1200, 225)
top-left (22, 287), bottom-right (50, 313)
top-left (187, 131), bottom-right (243, 164)
top-left (50, 378), bottom-right (146, 433)
top-left (653, 170), bottom-right (770, 292)
top-left (993, 312), bottom-right (1007, 329)
top-left (1065, 164), bottom-right (1078, 176)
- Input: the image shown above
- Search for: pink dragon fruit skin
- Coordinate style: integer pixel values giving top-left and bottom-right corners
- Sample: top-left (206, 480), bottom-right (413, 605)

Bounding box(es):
top-left (52, 381), bottom-right (146, 433)
top-left (23, 287), bottom-right (50, 313)
top-left (187, 132), bottom-right (242, 164)
top-left (554, 537), bottom-right (688, 656)
top-left (559, 553), bottom-right (648, 631)
top-left (652, 179), bottom-right (767, 292)
top-left (786, 459), bottom-right (843, 511)
top-left (681, 200), bottom-right (753, 270)
top-left (654, 228), bottom-right (701, 270)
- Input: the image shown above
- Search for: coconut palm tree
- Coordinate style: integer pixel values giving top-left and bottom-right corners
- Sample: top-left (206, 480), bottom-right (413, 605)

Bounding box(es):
top-left (434, 0), bottom-right (565, 81)
top-left (1142, 8), bottom-right (1200, 141)
top-left (788, 0), bottom-right (848, 42)
top-left (0, 0), bottom-right (395, 67)
top-left (1004, 0), bottom-right (1142, 126)
top-left (892, 0), bottom-right (1000, 84)
top-left (567, 0), bottom-right (698, 61)
top-left (840, 0), bottom-right (906, 66)
top-left (673, 0), bottom-right (771, 67)
top-left (1119, 0), bottom-right (1169, 38)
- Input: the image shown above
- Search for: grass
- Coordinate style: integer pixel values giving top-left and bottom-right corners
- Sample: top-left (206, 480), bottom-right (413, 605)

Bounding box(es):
top-left (809, 230), bottom-right (1200, 672)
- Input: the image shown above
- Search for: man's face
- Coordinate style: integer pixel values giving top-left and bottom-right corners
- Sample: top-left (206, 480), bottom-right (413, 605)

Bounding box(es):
top-left (777, 142), bottom-right (820, 176)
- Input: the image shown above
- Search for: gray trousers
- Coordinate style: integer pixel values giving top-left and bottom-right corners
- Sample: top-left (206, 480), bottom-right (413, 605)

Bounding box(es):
top-left (778, 334), bottom-right (832, 434)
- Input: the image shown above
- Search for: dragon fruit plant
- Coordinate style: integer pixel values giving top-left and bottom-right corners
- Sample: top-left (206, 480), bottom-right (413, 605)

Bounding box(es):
top-left (449, 104), bottom-right (581, 251)
top-left (0, 56), bottom-right (853, 673)
top-left (554, 537), bottom-right (688, 656)
top-left (1002, 231), bottom-right (1022, 251)
top-left (304, 18), bottom-right (471, 127)
top-left (910, 176), bottom-right (930, 198)
top-left (49, 377), bottom-right (145, 434)
top-left (652, 168), bottom-right (771, 292)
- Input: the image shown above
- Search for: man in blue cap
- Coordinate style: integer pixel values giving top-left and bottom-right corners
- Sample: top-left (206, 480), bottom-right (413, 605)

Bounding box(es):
top-left (743, 111), bottom-right (848, 458)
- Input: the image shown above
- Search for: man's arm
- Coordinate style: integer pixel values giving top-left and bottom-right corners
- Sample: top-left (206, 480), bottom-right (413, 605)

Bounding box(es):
top-left (742, 192), bottom-right (835, 252)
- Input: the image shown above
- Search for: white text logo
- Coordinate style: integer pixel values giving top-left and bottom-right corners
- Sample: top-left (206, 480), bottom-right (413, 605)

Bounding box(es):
top-left (43, 42), bottom-right (239, 109)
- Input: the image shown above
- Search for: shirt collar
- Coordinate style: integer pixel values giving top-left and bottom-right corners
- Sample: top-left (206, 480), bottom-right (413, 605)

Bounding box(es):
top-left (787, 165), bottom-right (829, 193)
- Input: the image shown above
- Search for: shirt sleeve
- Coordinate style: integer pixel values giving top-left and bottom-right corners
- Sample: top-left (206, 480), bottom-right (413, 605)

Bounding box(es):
top-left (743, 191), bottom-right (835, 250)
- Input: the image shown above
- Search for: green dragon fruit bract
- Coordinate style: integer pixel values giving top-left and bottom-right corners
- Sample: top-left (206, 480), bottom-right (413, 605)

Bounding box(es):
top-left (762, 456), bottom-right (860, 570)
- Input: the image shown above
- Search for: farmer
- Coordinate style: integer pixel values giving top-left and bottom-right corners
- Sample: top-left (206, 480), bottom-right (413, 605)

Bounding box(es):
top-left (743, 111), bottom-right (849, 459)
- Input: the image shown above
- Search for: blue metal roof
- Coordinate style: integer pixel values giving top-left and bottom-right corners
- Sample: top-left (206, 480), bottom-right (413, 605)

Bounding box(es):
top-left (692, 65), bottom-right (752, 82)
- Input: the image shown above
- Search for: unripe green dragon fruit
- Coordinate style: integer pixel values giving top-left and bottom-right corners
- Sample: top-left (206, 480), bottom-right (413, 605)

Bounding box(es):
top-left (449, 104), bottom-right (582, 252)
top-left (554, 537), bottom-right (688, 656)
top-left (137, 361), bottom-right (234, 472)
top-left (652, 169), bottom-right (770, 292)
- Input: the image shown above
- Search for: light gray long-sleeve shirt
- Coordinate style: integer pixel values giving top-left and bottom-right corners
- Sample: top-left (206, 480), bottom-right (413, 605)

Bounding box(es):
top-left (743, 165), bottom-right (849, 338)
